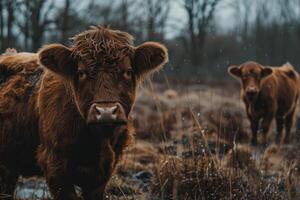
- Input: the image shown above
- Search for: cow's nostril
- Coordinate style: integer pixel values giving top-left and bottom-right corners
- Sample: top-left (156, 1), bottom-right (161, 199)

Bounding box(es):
top-left (96, 106), bottom-right (104, 114)
top-left (110, 105), bottom-right (118, 115)
top-left (95, 105), bottom-right (118, 115)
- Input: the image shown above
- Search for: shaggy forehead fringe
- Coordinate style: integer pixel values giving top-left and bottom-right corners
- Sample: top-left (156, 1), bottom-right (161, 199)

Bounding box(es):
top-left (70, 26), bottom-right (135, 67)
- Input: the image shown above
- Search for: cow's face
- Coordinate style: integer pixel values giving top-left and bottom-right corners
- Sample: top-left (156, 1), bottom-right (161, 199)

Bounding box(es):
top-left (228, 62), bottom-right (272, 101)
top-left (71, 56), bottom-right (136, 126)
top-left (38, 27), bottom-right (168, 131)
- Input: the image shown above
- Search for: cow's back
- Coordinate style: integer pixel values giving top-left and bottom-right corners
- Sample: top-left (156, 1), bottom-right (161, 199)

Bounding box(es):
top-left (270, 64), bottom-right (299, 116)
top-left (278, 64), bottom-right (299, 115)
top-left (0, 53), bottom-right (43, 176)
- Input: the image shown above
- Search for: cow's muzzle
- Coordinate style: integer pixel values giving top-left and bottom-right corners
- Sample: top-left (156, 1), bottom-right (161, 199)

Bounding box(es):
top-left (86, 102), bottom-right (127, 126)
top-left (245, 87), bottom-right (258, 100)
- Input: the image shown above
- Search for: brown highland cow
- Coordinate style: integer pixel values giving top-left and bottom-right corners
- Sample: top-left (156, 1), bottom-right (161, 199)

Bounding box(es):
top-left (228, 61), bottom-right (299, 146)
top-left (0, 26), bottom-right (168, 199)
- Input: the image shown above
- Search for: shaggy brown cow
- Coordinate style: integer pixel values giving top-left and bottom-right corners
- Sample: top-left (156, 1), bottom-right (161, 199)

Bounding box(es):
top-left (0, 26), bottom-right (168, 199)
top-left (228, 61), bottom-right (299, 146)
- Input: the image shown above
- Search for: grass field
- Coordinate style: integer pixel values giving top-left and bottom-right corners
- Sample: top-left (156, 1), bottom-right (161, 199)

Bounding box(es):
top-left (13, 80), bottom-right (300, 200)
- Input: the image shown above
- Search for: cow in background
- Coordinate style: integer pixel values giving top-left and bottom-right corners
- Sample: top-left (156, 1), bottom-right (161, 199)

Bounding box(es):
top-left (228, 61), bottom-right (299, 146)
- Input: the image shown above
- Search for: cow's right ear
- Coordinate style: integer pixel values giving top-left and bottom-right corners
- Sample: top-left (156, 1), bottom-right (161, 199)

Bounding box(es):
top-left (228, 65), bottom-right (241, 78)
top-left (38, 44), bottom-right (76, 77)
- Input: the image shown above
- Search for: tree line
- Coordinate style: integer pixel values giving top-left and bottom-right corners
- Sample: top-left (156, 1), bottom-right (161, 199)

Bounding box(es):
top-left (1, 0), bottom-right (300, 79)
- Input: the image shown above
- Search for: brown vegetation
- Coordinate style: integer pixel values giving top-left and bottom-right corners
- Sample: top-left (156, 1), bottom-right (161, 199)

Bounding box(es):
top-left (9, 82), bottom-right (300, 199)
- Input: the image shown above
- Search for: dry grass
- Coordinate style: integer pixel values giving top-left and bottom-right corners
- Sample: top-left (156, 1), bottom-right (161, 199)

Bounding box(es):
top-left (8, 81), bottom-right (300, 199)
top-left (151, 156), bottom-right (285, 200)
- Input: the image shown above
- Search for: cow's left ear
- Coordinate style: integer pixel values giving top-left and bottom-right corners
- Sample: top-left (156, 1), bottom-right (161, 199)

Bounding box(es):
top-left (133, 42), bottom-right (168, 79)
top-left (38, 44), bottom-right (76, 78)
top-left (261, 67), bottom-right (273, 78)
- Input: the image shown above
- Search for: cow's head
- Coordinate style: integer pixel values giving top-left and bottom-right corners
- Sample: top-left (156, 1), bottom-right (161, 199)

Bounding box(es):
top-left (228, 61), bottom-right (273, 101)
top-left (38, 26), bottom-right (168, 131)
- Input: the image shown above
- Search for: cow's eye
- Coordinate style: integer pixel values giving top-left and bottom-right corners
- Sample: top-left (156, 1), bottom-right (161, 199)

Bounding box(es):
top-left (123, 68), bottom-right (133, 80)
top-left (78, 70), bottom-right (86, 81)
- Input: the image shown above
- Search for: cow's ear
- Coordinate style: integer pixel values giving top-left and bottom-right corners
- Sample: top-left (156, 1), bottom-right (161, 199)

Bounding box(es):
top-left (261, 67), bottom-right (273, 78)
top-left (228, 65), bottom-right (241, 78)
top-left (133, 42), bottom-right (168, 79)
top-left (38, 44), bottom-right (76, 77)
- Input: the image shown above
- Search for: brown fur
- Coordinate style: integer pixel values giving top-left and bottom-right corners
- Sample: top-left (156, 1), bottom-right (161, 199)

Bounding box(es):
top-left (228, 61), bottom-right (299, 146)
top-left (0, 26), bottom-right (168, 199)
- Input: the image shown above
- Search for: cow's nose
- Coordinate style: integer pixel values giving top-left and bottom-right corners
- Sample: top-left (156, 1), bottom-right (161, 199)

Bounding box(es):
top-left (246, 87), bottom-right (258, 97)
top-left (87, 103), bottom-right (127, 125)
top-left (95, 105), bottom-right (118, 121)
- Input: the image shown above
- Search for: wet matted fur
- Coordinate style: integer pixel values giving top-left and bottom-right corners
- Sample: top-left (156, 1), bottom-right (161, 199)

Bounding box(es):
top-left (0, 26), bottom-right (168, 200)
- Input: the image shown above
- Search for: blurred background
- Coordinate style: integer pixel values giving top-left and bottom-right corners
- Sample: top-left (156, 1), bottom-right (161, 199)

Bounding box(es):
top-left (1, 0), bottom-right (300, 80)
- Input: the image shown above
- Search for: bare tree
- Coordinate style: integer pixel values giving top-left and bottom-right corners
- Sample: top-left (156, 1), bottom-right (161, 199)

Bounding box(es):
top-left (114, 0), bottom-right (140, 35)
top-left (0, 1), bottom-right (4, 51)
top-left (31, 0), bottom-right (55, 50)
top-left (16, 0), bottom-right (56, 51)
top-left (119, 0), bottom-right (130, 31)
top-left (54, 0), bottom-right (87, 44)
top-left (17, 0), bottom-right (31, 50)
top-left (142, 0), bottom-right (170, 41)
top-left (183, 0), bottom-right (221, 67)
top-left (253, 0), bottom-right (296, 64)
top-left (231, 0), bottom-right (253, 42)
top-left (6, 0), bottom-right (16, 49)
top-left (84, 0), bottom-right (116, 27)
top-left (0, 0), bottom-right (17, 51)
top-left (59, 0), bottom-right (71, 44)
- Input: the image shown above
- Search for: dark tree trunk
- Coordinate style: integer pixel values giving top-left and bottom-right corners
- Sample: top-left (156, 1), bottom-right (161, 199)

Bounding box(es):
top-left (184, 0), bottom-right (221, 68)
top-left (23, 0), bottom-right (30, 50)
top-left (6, 0), bottom-right (15, 48)
top-left (0, 1), bottom-right (4, 51)
top-left (60, 0), bottom-right (70, 44)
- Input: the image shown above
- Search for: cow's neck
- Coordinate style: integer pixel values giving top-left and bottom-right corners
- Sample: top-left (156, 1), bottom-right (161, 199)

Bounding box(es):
top-left (243, 92), bottom-right (264, 118)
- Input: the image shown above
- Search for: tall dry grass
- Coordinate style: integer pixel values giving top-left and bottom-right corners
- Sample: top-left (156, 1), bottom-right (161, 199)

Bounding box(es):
top-left (7, 81), bottom-right (300, 199)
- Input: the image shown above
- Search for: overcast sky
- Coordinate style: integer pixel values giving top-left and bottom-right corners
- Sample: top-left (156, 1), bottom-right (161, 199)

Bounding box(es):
top-left (166, 0), bottom-right (237, 38)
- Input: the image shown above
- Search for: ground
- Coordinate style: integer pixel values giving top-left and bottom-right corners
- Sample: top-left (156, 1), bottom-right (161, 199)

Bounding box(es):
top-left (12, 80), bottom-right (300, 200)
